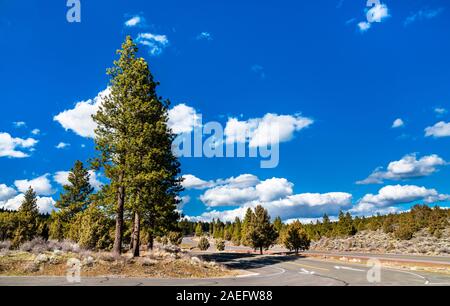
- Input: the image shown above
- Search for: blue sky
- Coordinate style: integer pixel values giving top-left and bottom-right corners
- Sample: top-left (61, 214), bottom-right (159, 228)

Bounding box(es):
top-left (1, 0), bottom-right (450, 222)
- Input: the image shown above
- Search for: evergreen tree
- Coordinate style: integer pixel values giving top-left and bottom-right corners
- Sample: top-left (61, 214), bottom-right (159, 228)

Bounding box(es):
top-left (241, 208), bottom-right (254, 246)
top-left (93, 36), bottom-right (182, 256)
top-left (283, 220), bottom-right (310, 254)
top-left (195, 223), bottom-right (203, 236)
top-left (231, 217), bottom-right (242, 246)
top-left (273, 216), bottom-right (283, 234)
top-left (247, 205), bottom-right (278, 254)
top-left (13, 187), bottom-right (39, 246)
top-left (51, 160), bottom-right (93, 240)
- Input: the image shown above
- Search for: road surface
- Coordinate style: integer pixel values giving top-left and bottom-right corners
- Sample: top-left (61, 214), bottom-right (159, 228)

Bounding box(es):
top-left (1, 252), bottom-right (449, 286)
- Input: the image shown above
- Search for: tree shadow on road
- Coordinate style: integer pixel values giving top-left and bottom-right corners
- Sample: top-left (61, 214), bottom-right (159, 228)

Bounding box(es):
top-left (198, 252), bottom-right (305, 270)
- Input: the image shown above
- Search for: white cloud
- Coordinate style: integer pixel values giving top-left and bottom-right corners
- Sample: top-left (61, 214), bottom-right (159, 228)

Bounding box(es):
top-left (0, 184), bottom-right (17, 201)
top-left (55, 142), bottom-right (70, 149)
top-left (55, 89), bottom-right (200, 139)
top-left (182, 174), bottom-right (214, 190)
top-left (357, 154), bottom-right (447, 184)
top-left (31, 129), bottom-right (40, 135)
top-left (168, 104), bottom-right (201, 134)
top-left (54, 88), bottom-right (110, 138)
top-left (404, 8), bottom-right (444, 26)
top-left (225, 113), bottom-right (313, 147)
top-left (188, 191), bottom-right (352, 222)
top-left (183, 173), bottom-right (351, 221)
top-left (392, 118), bottom-right (404, 128)
top-left (53, 170), bottom-right (103, 190)
top-left (14, 174), bottom-right (54, 196)
top-left (434, 107), bottom-right (447, 116)
top-left (0, 193), bottom-right (55, 214)
top-left (358, 21), bottom-right (371, 32)
top-left (353, 185), bottom-right (450, 215)
top-left (0, 132), bottom-right (38, 158)
top-left (358, 3), bottom-right (390, 32)
top-left (196, 32), bottom-right (212, 41)
top-left (136, 33), bottom-right (169, 56)
top-left (425, 121), bottom-right (450, 138)
top-left (125, 15), bottom-right (143, 27)
top-left (13, 121), bottom-right (26, 128)
top-left (367, 3), bottom-right (390, 23)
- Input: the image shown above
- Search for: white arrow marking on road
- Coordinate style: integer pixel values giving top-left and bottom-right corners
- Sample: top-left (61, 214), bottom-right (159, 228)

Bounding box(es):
top-left (334, 265), bottom-right (365, 272)
top-left (299, 268), bottom-right (315, 275)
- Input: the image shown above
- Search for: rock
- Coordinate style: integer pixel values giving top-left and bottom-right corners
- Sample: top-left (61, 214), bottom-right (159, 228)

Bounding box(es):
top-left (34, 254), bottom-right (49, 264)
top-left (49, 255), bottom-right (61, 265)
top-left (25, 262), bottom-right (40, 273)
top-left (190, 256), bottom-right (201, 265)
top-left (82, 256), bottom-right (95, 267)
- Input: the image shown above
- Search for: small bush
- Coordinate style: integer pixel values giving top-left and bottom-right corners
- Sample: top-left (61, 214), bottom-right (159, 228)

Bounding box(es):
top-left (215, 239), bottom-right (225, 251)
top-left (168, 231), bottom-right (183, 246)
top-left (0, 240), bottom-right (11, 251)
top-left (198, 237), bottom-right (210, 251)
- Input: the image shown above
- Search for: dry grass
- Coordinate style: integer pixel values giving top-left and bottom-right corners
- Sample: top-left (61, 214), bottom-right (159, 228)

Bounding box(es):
top-left (0, 245), bottom-right (235, 278)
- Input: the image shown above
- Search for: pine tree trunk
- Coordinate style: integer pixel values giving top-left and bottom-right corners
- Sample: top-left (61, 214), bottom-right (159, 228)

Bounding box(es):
top-left (132, 212), bottom-right (141, 257)
top-left (129, 216), bottom-right (135, 251)
top-left (148, 232), bottom-right (154, 250)
top-left (113, 172), bottom-right (125, 256)
top-left (259, 246), bottom-right (263, 255)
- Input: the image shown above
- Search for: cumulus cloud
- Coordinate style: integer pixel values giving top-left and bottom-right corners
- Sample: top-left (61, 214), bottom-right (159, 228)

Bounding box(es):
top-left (357, 154), bottom-right (447, 184)
top-left (351, 185), bottom-right (450, 215)
top-left (425, 121), bottom-right (450, 138)
top-left (358, 21), bottom-right (371, 32)
top-left (404, 8), bottom-right (444, 26)
top-left (167, 104), bottom-right (201, 134)
top-left (182, 174), bottom-right (214, 190)
top-left (225, 113), bottom-right (313, 147)
top-left (188, 191), bottom-right (352, 222)
top-left (0, 132), bottom-right (38, 158)
top-left (31, 129), bottom-right (40, 135)
top-left (0, 184), bottom-right (17, 201)
top-left (53, 170), bottom-right (103, 190)
top-left (55, 88), bottom-right (197, 139)
top-left (136, 33), bottom-right (169, 56)
top-left (0, 193), bottom-right (55, 214)
top-left (183, 173), bottom-right (351, 221)
top-left (392, 118), bottom-right (404, 128)
top-left (14, 174), bottom-right (54, 196)
top-left (53, 88), bottom-right (110, 138)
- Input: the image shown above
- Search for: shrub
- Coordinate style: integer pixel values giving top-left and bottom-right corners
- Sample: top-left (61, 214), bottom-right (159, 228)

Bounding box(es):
top-left (168, 231), bottom-right (183, 246)
top-left (198, 237), bottom-right (210, 251)
top-left (215, 239), bottom-right (225, 251)
top-left (0, 240), bottom-right (11, 251)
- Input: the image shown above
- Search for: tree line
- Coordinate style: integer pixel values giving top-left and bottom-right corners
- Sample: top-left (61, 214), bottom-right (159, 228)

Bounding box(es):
top-left (181, 204), bottom-right (449, 252)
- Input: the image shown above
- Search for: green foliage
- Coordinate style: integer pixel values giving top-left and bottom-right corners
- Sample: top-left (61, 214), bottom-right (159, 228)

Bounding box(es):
top-left (215, 238), bottom-right (225, 251)
top-left (231, 217), bottom-right (242, 246)
top-left (195, 223), bottom-right (203, 237)
top-left (12, 187), bottom-right (39, 247)
top-left (69, 204), bottom-right (114, 250)
top-left (168, 231), bottom-right (183, 246)
top-left (283, 221), bottom-right (311, 254)
top-left (198, 236), bottom-right (210, 251)
top-left (247, 206), bottom-right (278, 254)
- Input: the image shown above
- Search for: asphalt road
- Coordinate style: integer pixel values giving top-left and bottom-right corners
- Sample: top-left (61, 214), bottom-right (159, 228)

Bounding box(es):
top-left (1, 253), bottom-right (449, 286)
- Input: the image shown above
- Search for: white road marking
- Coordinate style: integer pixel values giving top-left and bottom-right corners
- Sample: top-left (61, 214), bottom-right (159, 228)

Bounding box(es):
top-left (299, 268), bottom-right (315, 275)
top-left (334, 265), bottom-right (365, 272)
